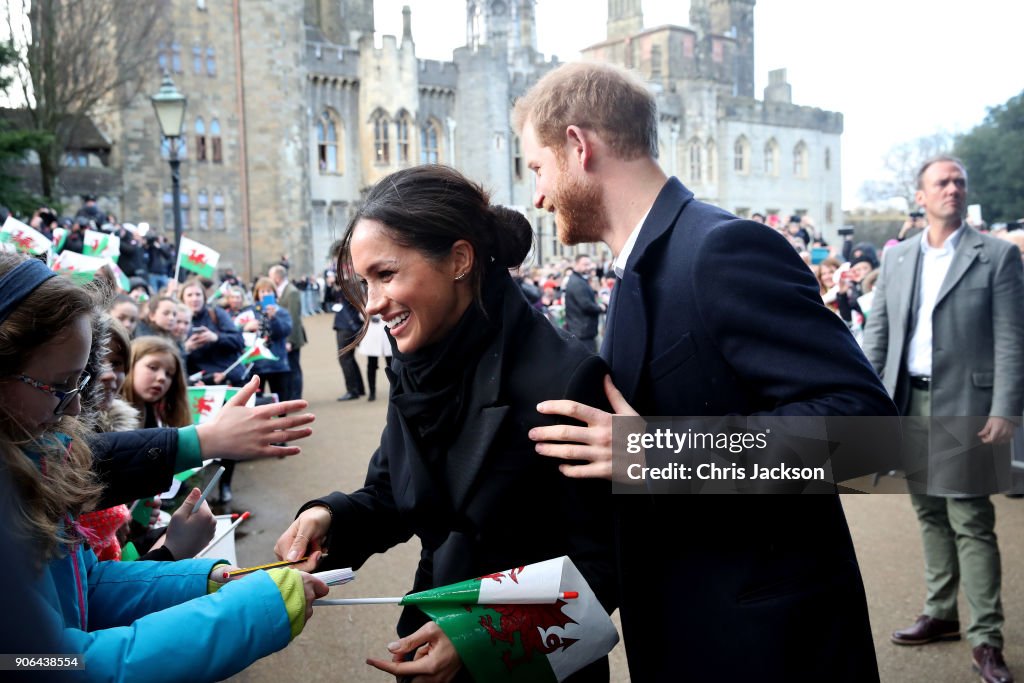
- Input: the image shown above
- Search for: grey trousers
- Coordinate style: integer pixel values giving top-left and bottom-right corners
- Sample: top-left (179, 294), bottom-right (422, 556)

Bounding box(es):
top-left (907, 385), bottom-right (1004, 648)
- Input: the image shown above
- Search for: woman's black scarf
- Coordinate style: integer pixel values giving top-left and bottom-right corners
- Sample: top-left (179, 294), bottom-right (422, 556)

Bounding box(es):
top-left (388, 268), bottom-right (509, 471)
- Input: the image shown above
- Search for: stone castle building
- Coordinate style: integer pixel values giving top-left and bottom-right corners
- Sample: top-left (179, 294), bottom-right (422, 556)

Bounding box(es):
top-left (101, 0), bottom-right (841, 278)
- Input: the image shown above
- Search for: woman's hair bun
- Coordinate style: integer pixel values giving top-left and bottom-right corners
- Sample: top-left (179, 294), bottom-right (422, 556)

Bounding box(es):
top-left (488, 205), bottom-right (533, 269)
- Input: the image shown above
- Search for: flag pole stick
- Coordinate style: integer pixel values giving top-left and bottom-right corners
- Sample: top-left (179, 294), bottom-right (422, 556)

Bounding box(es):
top-left (314, 597), bottom-right (403, 606)
top-left (195, 511), bottom-right (249, 558)
top-left (220, 350), bottom-right (250, 378)
top-left (313, 592), bottom-right (579, 606)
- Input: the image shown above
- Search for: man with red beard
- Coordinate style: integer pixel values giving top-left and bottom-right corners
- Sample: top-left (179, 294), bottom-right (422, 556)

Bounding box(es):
top-left (518, 62), bottom-right (897, 681)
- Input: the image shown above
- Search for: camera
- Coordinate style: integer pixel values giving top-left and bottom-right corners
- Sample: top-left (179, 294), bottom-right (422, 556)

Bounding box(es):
top-left (909, 210), bottom-right (924, 219)
top-left (837, 225), bottom-right (855, 237)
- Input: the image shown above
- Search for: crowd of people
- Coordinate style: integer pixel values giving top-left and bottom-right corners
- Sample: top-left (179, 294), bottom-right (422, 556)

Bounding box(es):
top-left (2, 59), bottom-right (1022, 683)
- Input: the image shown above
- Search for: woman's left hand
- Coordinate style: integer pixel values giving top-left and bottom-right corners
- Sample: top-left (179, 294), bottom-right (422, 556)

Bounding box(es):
top-left (366, 621), bottom-right (462, 683)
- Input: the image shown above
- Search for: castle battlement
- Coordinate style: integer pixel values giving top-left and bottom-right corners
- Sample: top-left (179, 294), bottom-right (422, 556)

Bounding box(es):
top-left (418, 59), bottom-right (458, 88)
top-left (720, 96), bottom-right (844, 134)
top-left (305, 42), bottom-right (359, 77)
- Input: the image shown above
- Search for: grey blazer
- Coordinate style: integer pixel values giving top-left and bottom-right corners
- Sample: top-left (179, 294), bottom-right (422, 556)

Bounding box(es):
top-left (862, 226), bottom-right (1024, 493)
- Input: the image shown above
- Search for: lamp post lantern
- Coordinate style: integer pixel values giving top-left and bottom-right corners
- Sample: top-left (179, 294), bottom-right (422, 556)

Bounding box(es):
top-left (150, 72), bottom-right (188, 258)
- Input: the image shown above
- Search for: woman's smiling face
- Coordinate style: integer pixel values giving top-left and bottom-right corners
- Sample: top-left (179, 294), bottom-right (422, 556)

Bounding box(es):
top-left (349, 219), bottom-right (472, 354)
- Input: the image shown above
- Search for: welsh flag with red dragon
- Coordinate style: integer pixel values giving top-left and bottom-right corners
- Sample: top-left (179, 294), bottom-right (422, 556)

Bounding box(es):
top-left (412, 557), bottom-right (618, 682)
top-left (177, 235), bottom-right (220, 279)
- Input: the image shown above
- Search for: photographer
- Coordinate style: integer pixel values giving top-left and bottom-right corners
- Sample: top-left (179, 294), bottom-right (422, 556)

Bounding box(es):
top-left (898, 210), bottom-right (927, 241)
top-left (145, 231), bottom-right (173, 293)
top-left (836, 254), bottom-right (877, 330)
top-left (115, 222), bottom-right (148, 278)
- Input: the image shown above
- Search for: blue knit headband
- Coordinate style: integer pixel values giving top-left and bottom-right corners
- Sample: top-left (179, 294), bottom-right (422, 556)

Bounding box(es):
top-left (0, 257), bottom-right (57, 325)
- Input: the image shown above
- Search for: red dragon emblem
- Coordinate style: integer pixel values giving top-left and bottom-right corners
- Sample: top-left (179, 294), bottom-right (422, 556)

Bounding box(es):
top-left (480, 601), bottom-right (579, 672)
top-left (187, 249), bottom-right (208, 266)
top-left (192, 395), bottom-right (216, 415)
top-left (475, 565), bottom-right (579, 671)
top-left (479, 566), bottom-right (525, 584)
top-left (11, 230), bottom-right (35, 251)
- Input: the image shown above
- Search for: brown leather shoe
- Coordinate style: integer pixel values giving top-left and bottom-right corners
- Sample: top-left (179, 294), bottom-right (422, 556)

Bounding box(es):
top-left (891, 615), bottom-right (961, 645)
top-left (973, 644), bottom-right (1014, 683)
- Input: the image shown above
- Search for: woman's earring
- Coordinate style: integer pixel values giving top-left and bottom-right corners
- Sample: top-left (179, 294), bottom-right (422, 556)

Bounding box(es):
top-left (454, 272), bottom-right (468, 281)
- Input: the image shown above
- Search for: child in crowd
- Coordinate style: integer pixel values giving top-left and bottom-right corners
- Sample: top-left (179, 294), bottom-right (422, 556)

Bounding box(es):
top-left (124, 335), bottom-right (190, 429)
top-left (108, 294), bottom-right (139, 336)
top-left (0, 253), bottom-right (326, 679)
top-left (174, 301), bottom-right (193, 343)
top-left (135, 295), bottom-right (180, 341)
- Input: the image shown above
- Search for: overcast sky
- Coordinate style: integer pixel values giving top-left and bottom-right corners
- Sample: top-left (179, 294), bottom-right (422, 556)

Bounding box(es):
top-left (375, 0), bottom-right (1023, 210)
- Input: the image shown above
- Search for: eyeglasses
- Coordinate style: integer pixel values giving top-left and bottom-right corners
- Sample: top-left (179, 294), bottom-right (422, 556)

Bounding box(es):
top-left (14, 373), bottom-right (91, 416)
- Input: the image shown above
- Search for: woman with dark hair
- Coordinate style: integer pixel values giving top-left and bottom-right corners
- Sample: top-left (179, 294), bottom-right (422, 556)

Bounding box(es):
top-left (274, 165), bottom-right (616, 682)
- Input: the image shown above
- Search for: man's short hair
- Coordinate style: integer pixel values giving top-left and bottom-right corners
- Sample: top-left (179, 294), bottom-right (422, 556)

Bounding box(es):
top-left (574, 254), bottom-right (592, 266)
top-left (513, 62), bottom-right (658, 161)
top-left (916, 155), bottom-right (967, 190)
top-left (268, 264), bottom-right (286, 280)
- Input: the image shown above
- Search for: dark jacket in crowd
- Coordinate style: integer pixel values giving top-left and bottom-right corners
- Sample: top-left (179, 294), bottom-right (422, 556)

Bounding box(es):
top-left (186, 305), bottom-right (246, 384)
top-left (332, 298), bottom-right (362, 335)
top-left (564, 270), bottom-right (603, 341)
top-left (145, 239), bottom-right (173, 277)
top-left (117, 229), bottom-right (147, 277)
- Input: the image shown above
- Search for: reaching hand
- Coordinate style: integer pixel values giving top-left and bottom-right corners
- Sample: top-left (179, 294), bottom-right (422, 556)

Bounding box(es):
top-left (162, 487), bottom-right (217, 559)
top-left (366, 621), bottom-right (462, 683)
top-left (195, 375), bottom-right (315, 459)
top-left (273, 505), bottom-right (331, 570)
top-left (529, 375), bottom-right (639, 480)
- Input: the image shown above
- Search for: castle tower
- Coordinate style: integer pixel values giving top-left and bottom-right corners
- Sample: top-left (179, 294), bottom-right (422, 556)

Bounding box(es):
top-left (510, 0), bottom-right (538, 69)
top-left (607, 0), bottom-right (643, 41)
top-left (467, 0), bottom-right (512, 53)
top-left (306, 0), bottom-right (374, 45)
top-left (341, 0), bottom-right (375, 45)
top-left (708, 0), bottom-right (755, 97)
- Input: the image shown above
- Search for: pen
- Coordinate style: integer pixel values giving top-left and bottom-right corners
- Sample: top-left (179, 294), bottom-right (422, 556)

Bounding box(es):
top-left (191, 465), bottom-right (225, 513)
top-left (222, 554), bottom-right (324, 579)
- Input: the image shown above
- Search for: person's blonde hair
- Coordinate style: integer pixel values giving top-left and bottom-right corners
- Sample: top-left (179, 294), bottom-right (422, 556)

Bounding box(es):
top-left (124, 336), bottom-right (191, 428)
top-left (513, 61), bottom-right (658, 161)
top-left (0, 253), bottom-right (103, 567)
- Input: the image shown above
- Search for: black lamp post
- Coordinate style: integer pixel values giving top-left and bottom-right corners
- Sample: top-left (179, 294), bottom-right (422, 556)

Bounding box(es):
top-left (150, 72), bottom-right (188, 255)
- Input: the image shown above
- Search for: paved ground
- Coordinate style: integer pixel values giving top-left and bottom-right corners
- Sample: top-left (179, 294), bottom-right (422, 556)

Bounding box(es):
top-left (226, 314), bottom-right (1023, 682)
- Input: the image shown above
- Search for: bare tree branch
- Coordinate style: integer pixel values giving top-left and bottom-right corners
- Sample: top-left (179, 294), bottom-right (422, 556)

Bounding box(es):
top-left (10, 0), bottom-right (170, 198)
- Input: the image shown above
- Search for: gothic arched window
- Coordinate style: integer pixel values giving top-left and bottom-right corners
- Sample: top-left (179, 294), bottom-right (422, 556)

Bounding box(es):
top-left (195, 117), bottom-right (207, 161)
top-left (210, 119), bottom-right (223, 163)
top-left (420, 119), bottom-right (440, 165)
top-left (688, 138), bottom-right (702, 182)
top-left (764, 138), bottom-right (779, 176)
top-left (793, 141), bottom-right (809, 178)
top-left (371, 110), bottom-right (390, 165)
top-left (317, 110), bottom-right (341, 173)
top-left (733, 136), bottom-right (750, 174)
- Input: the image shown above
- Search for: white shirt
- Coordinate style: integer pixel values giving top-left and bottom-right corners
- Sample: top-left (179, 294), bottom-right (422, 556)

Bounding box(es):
top-left (906, 225), bottom-right (965, 377)
top-left (613, 208), bottom-right (651, 278)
